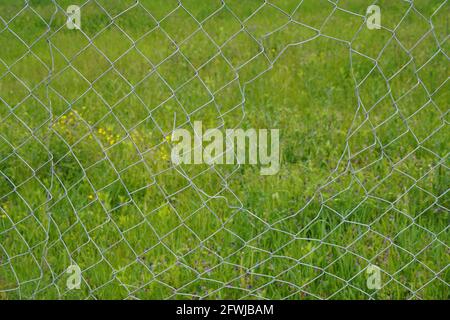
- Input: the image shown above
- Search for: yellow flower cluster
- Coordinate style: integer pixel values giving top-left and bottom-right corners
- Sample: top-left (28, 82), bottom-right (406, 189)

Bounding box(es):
top-left (160, 150), bottom-right (170, 161)
top-left (159, 135), bottom-right (172, 161)
top-left (97, 127), bottom-right (120, 146)
top-left (54, 111), bottom-right (77, 129)
top-left (52, 111), bottom-right (81, 144)
top-left (54, 110), bottom-right (122, 147)
top-left (1, 203), bottom-right (8, 219)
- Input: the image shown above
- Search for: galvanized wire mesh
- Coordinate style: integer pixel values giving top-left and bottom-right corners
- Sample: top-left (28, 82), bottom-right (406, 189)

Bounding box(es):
top-left (0, 0), bottom-right (448, 299)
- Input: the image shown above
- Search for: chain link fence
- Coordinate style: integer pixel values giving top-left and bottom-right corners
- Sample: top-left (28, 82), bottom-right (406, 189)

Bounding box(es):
top-left (0, 0), bottom-right (448, 299)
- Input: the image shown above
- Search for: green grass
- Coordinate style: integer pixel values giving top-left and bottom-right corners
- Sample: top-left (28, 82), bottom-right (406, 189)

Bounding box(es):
top-left (0, 0), bottom-right (448, 299)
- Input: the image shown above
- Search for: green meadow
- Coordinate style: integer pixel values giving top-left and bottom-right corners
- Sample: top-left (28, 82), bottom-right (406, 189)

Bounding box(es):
top-left (0, 0), bottom-right (448, 299)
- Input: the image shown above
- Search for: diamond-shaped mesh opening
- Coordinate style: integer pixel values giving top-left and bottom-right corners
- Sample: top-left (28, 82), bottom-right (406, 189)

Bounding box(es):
top-left (0, 0), bottom-right (448, 300)
top-left (113, 4), bottom-right (158, 41)
top-left (245, 4), bottom-right (290, 40)
top-left (71, 45), bottom-right (111, 83)
top-left (160, 7), bottom-right (199, 45)
top-left (221, 31), bottom-right (262, 69)
top-left (7, 6), bottom-right (48, 46)
top-left (203, 7), bottom-right (243, 46)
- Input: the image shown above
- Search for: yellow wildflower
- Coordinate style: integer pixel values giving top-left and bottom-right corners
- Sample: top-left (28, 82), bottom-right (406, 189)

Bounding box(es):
top-left (161, 152), bottom-right (169, 161)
